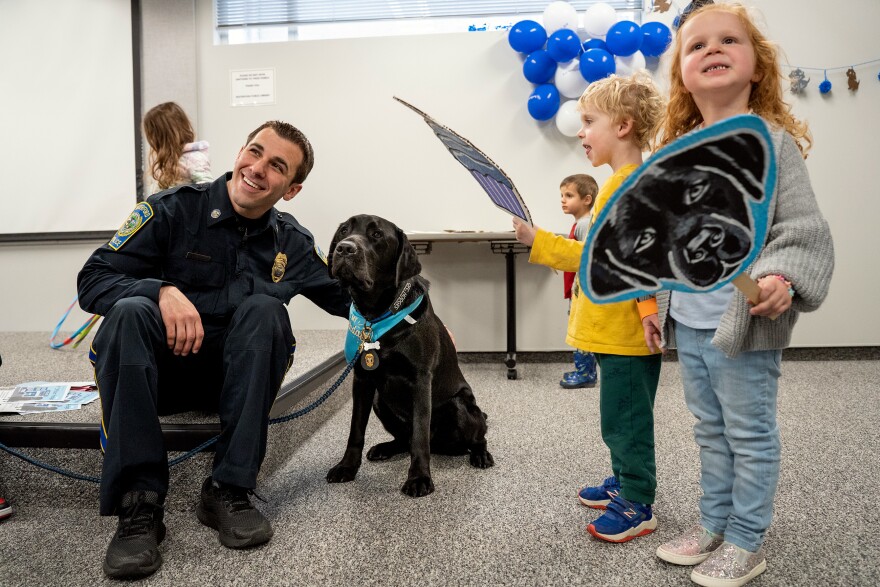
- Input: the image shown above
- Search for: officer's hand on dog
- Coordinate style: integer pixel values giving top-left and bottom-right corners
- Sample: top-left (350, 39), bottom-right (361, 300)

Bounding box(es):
top-left (158, 285), bottom-right (205, 356)
top-left (512, 218), bottom-right (537, 246)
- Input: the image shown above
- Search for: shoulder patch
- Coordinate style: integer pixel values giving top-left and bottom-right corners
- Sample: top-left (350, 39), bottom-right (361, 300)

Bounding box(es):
top-left (314, 244), bottom-right (328, 265)
top-left (109, 202), bottom-right (154, 251)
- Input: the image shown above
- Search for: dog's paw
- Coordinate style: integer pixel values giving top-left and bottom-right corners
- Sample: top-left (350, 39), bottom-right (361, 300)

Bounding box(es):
top-left (469, 450), bottom-right (495, 469)
top-left (326, 463), bottom-right (359, 483)
top-left (366, 441), bottom-right (408, 461)
top-left (401, 476), bottom-right (434, 498)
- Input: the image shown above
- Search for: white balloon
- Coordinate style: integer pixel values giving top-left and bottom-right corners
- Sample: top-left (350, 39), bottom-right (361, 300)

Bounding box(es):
top-left (581, 33), bottom-right (606, 44)
top-left (614, 51), bottom-right (647, 77)
top-left (583, 3), bottom-right (617, 38)
top-left (542, 1), bottom-right (579, 34)
top-left (555, 100), bottom-right (583, 137)
top-left (555, 60), bottom-right (590, 99)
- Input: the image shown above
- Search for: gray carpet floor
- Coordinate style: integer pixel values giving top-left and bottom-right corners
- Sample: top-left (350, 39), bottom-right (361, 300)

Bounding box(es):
top-left (0, 332), bottom-right (877, 586)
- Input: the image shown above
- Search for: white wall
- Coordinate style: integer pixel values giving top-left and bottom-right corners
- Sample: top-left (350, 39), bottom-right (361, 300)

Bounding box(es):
top-left (140, 0), bottom-right (200, 195)
top-left (0, 0), bottom-right (136, 234)
top-left (1, 0), bottom-right (877, 351)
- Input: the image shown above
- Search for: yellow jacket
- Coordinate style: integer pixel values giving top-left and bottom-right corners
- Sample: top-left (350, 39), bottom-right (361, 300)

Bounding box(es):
top-left (530, 164), bottom-right (658, 356)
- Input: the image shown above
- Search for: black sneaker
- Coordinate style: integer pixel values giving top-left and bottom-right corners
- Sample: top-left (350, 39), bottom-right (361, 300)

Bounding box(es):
top-left (196, 477), bottom-right (273, 549)
top-left (103, 490), bottom-right (166, 579)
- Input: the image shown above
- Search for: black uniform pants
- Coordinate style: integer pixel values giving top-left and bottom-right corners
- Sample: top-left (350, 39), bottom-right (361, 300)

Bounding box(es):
top-left (91, 294), bottom-right (295, 515)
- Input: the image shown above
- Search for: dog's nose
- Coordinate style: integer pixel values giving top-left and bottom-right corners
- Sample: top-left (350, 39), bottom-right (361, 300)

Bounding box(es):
top-left (334, 241), bottom-right (358, 257)
top-left (683, 226), bottom-right (724, 263)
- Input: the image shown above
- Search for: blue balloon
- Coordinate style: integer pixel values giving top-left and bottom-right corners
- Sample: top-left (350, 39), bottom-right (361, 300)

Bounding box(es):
top-left (508, 20), bottom-right (547, 54)
top-left (523, 50), bottom-right (557, 84)
top-left (605, 20), bottom-right (643, 57)
top-left (546, 28), bottom-right (581, 63)
top-left (582, 38), bottom-right (608, 53)
top-left (579, 48), bottom-right (616, 83)
top-left (641, 22), bottom-right (672, 57)
top-left (528, 84), bottom-right (561, 121)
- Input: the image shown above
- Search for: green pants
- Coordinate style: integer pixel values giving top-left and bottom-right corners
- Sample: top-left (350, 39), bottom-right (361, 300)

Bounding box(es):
top-left (595, 353), bottom-right (662, 505)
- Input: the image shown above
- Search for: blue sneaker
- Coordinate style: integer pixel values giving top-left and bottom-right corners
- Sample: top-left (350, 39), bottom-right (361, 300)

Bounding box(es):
top-left (587, 495), bottom-right (656, 543)
top-left (577, 475), bottom-right (620, 509)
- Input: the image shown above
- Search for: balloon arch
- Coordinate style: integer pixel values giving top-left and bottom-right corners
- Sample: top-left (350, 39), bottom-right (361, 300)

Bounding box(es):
top-left (508, 1), bottom-right (671, 136)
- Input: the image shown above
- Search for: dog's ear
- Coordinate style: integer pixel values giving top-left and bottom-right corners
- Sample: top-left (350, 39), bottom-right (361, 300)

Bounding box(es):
top-left (588, 222), bottom-right (664, 297)
top-left (395, 228), bottom-right (421, 286)
top-left (659, 132), bottom-right (767, 201)
top-left (327, 221), bottom-right (345, 276)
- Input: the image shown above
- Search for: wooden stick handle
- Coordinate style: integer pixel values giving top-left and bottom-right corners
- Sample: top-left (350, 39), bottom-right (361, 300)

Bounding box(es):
top-left (732, 273), bottom-right (779, 320)
top-left (732, 273), bottom-right (761, 304)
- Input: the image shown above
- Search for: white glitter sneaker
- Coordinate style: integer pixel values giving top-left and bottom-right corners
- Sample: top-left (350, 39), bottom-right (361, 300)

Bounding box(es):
top-left (656, 524), bottom-right (723, 565)
top-left (690, 541), bottom-right (767, 587)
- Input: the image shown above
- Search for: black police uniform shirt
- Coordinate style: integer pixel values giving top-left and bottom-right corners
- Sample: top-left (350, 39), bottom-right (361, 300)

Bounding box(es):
top-left (77, 173), bottom-right (351, 322)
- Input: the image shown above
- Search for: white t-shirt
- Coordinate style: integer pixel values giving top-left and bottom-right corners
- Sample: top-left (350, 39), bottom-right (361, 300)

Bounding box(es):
top-left (669, 282), bottom-right (735, 329)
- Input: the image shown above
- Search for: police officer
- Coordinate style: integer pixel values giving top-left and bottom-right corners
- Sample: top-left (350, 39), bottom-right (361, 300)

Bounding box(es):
top-left (78, 121), bottom-right (350, 579)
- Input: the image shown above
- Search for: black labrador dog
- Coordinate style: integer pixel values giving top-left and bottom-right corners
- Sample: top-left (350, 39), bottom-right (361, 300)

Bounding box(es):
top-left (326, 214), bottom-right (494, 497)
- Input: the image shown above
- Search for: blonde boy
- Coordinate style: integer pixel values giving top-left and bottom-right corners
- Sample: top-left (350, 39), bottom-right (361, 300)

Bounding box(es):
top-left (513, 72), bottom-right (666, 543)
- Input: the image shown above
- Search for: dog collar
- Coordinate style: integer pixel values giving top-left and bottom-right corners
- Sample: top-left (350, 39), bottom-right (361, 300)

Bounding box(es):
top-left (344, 294), bottom-right (425, 363)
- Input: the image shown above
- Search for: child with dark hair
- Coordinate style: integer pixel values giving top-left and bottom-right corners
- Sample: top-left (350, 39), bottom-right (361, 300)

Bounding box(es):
top-left (558, 173), bottom-right (599, 389)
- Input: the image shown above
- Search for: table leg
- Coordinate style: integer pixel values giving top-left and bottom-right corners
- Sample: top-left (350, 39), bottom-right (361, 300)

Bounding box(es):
top-left (505, 249), bottom-right (517, 380)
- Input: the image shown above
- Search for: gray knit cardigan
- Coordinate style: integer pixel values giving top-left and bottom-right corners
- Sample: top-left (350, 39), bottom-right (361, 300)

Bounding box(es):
top-left (657, 128), bottom-right (835, 357)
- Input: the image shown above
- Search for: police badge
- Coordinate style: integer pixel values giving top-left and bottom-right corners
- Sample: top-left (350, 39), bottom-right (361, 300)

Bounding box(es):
top-left (271, 252), bottom-right (287, 282)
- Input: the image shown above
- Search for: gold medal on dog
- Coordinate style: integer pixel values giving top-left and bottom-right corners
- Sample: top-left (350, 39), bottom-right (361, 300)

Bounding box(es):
top-left (361, 340), bottom-right (380, 370)
top-left (361, 349), bottom-right (379, 370)
top-left (271, 253), bottom-right (287, 283)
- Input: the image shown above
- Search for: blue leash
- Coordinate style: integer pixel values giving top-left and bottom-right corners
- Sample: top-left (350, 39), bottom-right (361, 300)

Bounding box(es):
top-left (0, 354), bottom-right (358, 484)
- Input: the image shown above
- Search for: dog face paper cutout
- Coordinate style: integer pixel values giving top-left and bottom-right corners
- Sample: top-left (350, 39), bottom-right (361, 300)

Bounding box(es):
top-left (580, 115), bottom-right (776, 303)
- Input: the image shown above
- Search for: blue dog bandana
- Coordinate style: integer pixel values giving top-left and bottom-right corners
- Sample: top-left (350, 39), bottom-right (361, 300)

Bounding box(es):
top-left (344, 294), bottom-right (425, 363)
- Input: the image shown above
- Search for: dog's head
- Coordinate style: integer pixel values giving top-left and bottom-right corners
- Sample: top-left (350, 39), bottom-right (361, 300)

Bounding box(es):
top-left (588, 132), bottom-right (766, 297)
top-left (328, 215), bottom-right (421, 296)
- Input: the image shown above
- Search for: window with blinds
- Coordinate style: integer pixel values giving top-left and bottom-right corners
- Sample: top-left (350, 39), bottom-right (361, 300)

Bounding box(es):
top-left (215, 1), bottom-right (646, 43)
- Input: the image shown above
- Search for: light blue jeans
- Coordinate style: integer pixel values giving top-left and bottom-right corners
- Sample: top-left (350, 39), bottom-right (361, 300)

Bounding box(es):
top-left (674, 320), bottom-right (782, 552)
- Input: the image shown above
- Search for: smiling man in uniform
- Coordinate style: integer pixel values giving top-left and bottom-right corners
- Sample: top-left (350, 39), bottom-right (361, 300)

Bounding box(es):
top-left (78, 121), bottom-right (350, 579)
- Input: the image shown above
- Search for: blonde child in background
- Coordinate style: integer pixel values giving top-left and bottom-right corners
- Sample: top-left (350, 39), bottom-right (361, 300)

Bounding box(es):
top-left (559, 174), bottom-right (599, 389)
top-left (143, 101), bottom-right (213, 193)
top-left (647, 3), bottom-right (834, 586)
top-left (513, 72), bottom-right (665, 543)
